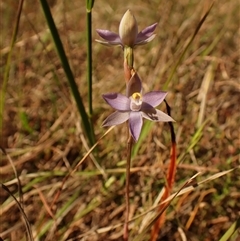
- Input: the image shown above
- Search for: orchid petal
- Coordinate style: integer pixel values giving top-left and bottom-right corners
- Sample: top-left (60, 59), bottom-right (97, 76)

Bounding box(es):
top-left (95, 39), bottom-right (122, 46)
top-left (136, 23), bottom-right (157, 43)
top-left (136, 34), bottom-right (156, 45)
top-left (142, 109), bottom-right (174, 122)
top-left (126, 72), bottom-right (142, 97)
top-left (142, 91), bottom-right (167, 108)
top-left (102, 111), bottom-right (129, 126)
top-left (103, 93), bottom-right (130, 111)
top-left (96, 29), bottom-right (122, 45)
top-left (129, 111), bottom-right (143, 141)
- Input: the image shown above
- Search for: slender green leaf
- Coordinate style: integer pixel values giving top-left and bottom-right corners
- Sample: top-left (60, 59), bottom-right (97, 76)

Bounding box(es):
top-left (163, 2), bottom-right (214, 90)
top-left (132, 122), bottom-right (153, 159)
top-left (86, 6), bottom-right (95, 140)
top-left (86, 0), bottom-right (95, 11)
top-left (0, 0), bottom-right (24, 137)
top-left (39, 0), bottom-right (94, 145)
top-left (219, 218), bottom-right (240, 241)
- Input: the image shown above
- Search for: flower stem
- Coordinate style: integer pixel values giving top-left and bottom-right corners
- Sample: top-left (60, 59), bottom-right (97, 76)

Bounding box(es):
top-left (124, 47), bottom-right (134, 82)
top-left (123, 131), bottom-right (133, 241)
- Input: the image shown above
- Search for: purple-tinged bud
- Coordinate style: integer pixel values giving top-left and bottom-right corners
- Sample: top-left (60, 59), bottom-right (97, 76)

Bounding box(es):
top-left (119, 9), bottom-right (138, 47)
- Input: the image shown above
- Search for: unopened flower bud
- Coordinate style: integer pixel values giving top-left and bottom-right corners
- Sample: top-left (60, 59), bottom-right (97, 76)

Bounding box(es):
top-left (119, 9), bottom-right (138, 47)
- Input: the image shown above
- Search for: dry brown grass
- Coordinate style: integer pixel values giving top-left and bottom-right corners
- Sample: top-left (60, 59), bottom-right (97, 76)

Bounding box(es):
top-left (1, 0), bottom-right (239, 240)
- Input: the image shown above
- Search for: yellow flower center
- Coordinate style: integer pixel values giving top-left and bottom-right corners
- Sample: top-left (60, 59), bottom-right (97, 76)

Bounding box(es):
top-left (132, 92), bottom-right (142, 100)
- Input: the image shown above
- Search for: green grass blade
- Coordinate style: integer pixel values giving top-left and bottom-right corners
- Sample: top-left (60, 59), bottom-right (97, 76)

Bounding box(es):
top-left (37, 190), bottom-right (80, 238)
top-left (39, 0), bottom-right (94, 145)
top-left (132, 122), bottom-right (153, 159)
top-left (0, 0), bottom-right (24, 138)
top-left (163, 2), bottom-right (214, 90)
top-left (177, 119), bottom-right (206, 164)
top-left (86, 5), bottom-right (95, 141)
top-left (86, 0), bottom-right (95, 10)
top-left (219, 218), bottom-right (240, 241)
top-left (86, 10), bottom-right (93, 118)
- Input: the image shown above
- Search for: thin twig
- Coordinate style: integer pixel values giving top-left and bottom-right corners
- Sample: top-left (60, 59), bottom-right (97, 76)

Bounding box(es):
top-left (0, 147), bottom-right (23, 207)
top-left (1, 183), bottom-right (34, 241)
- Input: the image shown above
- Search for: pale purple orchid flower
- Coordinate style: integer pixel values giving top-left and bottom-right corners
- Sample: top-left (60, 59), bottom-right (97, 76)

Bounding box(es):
top-left (96, 9), bottom-right (157, 48)
top-left (102, 73), bottom-right (174, 141)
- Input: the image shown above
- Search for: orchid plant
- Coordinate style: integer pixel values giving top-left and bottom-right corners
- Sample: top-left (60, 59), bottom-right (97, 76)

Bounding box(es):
top-left (96, 9), bottom-right (175, 241)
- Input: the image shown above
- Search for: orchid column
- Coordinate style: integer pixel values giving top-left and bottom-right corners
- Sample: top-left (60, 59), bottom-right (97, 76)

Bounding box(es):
top-left (96, 9), bottom-right (174, 240)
